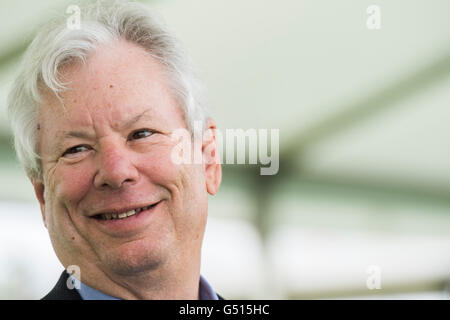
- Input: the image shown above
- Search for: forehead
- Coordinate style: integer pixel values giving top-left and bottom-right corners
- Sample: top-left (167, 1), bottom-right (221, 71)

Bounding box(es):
top-left (39, 40), bottom-right (179, 126)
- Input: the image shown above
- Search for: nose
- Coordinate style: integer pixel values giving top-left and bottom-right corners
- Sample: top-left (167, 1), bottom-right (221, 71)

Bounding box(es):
top-left (94, 142), bottom-right (139, 190)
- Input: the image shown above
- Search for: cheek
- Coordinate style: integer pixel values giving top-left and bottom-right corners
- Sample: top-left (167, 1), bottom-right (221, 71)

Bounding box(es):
top-left (138, 142), bottom-right (182, 182)
top-left (142, 147), bottom-right (207, 227)
top-left (43, 164), bottom-right (95, 261)
top-left (52, 163), bottom-right (94, 206)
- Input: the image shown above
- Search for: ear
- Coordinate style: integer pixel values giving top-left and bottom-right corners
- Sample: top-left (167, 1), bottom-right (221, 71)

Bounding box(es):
top-left (31, 177), bottom-right (47, 228)
top-left (202, 118), bottom-right (222, 195)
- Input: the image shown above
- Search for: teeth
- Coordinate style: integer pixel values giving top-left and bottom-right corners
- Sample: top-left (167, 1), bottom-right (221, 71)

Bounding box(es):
top-left (125, 210), bottom-right (135, 217)
top-left (99, 207), bottom-right (148, 220)
top-left (96, 203), bottom-right (159, 221)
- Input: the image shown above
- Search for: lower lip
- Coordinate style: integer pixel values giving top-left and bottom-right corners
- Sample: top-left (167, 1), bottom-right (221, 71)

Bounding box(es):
top-left (92, 201), bottom-right (162, 235)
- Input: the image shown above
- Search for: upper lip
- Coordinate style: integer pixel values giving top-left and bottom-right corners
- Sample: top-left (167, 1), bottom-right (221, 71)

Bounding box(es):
top-left (89, 201), bottom-right (160, 217)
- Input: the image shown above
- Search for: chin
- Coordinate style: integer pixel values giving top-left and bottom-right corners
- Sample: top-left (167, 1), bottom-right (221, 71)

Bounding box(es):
top-left (101, 238), bottom-right (169, 276)
top-left (107, 256), bottom-right (162, 276)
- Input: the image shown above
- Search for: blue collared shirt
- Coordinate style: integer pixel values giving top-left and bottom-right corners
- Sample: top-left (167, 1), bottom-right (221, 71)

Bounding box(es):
top-left (70, 274), bottom-right (218, 300)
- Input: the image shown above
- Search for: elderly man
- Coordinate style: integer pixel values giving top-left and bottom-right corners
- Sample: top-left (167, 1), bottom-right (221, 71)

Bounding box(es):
top-left (7, 0), bottom-right (222, 300)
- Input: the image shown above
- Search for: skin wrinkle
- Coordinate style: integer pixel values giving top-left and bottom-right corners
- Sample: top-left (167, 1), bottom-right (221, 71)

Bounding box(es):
top-left (32, 39), bottom-right (221, 299)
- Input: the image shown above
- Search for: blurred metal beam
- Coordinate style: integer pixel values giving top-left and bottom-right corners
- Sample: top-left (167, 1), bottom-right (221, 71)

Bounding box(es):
top-left (222, 163), bottom-right (450, 242)
top-left (222, 164), bottom-right (450, 207)
top-left (0, 136), bottom-right (15, 162)
top-left (0, 42), bottom-right (27, 68)
top-left (280, 49), bottom-right (450, 162)
top-left (285, 172), bottom-right (450, 208)
top-left (287, 278), bottom-right (449, 299)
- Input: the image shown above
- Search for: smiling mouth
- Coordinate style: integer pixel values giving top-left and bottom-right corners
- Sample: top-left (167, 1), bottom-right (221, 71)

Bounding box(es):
top-left (92, 202), bottom-right (159, 221)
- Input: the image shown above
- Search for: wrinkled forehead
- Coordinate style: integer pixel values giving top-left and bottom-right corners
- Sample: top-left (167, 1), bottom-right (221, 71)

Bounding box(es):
top-left (37, 40), bottom-right (178, 125)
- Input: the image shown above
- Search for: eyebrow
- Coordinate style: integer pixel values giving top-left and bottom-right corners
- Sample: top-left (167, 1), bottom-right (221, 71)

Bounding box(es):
top-left (118, 109), bottom-right (153, 131)
top-left (54, 108), bottom-right (153, 153)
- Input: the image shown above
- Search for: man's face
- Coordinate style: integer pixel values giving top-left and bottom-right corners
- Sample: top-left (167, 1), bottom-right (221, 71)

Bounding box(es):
top-left (33, 40), bottom-right (221, 277)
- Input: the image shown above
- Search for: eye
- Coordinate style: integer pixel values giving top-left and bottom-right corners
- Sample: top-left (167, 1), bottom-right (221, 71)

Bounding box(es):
top-left (129, 129), bottom-right (154, 140)
top-left (62, 145), bottom-right (91, 157)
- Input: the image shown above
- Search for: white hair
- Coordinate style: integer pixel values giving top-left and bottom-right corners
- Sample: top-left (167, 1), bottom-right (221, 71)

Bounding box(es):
top-left (7, 0), bottom-right (208, 180)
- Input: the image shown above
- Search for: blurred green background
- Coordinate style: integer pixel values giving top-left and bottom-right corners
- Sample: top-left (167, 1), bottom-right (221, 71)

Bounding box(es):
top-left (0, 0), bottom-right (450, 299)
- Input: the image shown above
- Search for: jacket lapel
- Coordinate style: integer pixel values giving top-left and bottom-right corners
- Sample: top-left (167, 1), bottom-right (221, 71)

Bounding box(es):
top-left (42, 270), bottom-right (82, 300)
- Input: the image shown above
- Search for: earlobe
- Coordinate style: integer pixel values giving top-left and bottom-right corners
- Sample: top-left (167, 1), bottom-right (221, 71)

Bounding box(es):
top-left (202, 118), bottom-right (222, 195)
top-left (206, 162), bottom-right (222, 195)
top-left (31, 178), bottom-right (47, 227)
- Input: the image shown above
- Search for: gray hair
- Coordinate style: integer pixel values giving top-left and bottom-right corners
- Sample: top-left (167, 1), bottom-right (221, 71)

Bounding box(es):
top-left (7, 0), bottom-right (207, 180)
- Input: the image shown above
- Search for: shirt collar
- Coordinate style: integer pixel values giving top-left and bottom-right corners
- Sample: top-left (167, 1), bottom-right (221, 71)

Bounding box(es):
top-left (71, 274), bottom-right (218, 300)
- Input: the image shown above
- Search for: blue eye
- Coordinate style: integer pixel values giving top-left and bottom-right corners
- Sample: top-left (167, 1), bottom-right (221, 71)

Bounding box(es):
top-left (62, 145), bottom-right (91, 157)
top-left (129, 129), bottom-right (153, 140)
